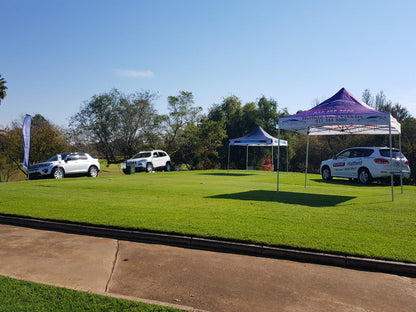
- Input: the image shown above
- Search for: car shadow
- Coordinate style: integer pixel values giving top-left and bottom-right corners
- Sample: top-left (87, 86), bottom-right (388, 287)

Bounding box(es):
top-left (207, 190), bottom-right (355, 207)
top-left (311, 179), bottom-right (389, 187)
top-left (198, 172), bottom-right (257, 177)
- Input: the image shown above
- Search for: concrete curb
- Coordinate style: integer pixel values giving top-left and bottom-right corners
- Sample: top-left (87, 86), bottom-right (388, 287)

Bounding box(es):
top-left (1, 214), bottom-right (415, 277)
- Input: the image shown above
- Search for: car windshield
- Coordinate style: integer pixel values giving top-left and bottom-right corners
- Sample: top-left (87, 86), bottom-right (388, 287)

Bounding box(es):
top-left (133, 152), bottom-right (151, 158)
top-left (47, 155), bottom-right (58, 162)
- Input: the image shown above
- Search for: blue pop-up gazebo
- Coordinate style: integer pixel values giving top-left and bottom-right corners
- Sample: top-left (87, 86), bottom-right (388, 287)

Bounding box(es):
top-left (228, 126), bottom-right (288, 172)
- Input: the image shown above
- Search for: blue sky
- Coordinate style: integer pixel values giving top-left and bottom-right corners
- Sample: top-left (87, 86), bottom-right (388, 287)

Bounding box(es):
top-left (1, 0), bottom-right (416, 128)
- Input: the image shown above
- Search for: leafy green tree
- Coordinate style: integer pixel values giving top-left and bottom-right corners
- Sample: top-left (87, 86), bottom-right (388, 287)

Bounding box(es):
top-left (0, 74), bottom-right (7, 105)
top-left (163, 91), bottom-right (202, 157)
top-left (207, 95), bottom-right (244, 168)
top-left (70, 89), bottom-right (122, 163)
top-left (176, 119), bottom-right (227, 169)
top-left (256, 96), bottom-right (285, 134)
top-left (114, 90), bottom-right (158, 157)
top-left (70, 89), bottom-right (158, 163)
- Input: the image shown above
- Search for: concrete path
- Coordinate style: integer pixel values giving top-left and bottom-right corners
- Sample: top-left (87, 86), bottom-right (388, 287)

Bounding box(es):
top-left (0, 224), bottom-right (415, 312)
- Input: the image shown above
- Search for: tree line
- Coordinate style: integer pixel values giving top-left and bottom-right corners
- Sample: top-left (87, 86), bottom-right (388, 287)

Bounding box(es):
top-left (1, 88), bottom-right (415, 183)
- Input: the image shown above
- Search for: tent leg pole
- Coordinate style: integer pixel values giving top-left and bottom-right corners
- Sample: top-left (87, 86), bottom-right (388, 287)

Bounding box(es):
top-left (400, 133), bottom-right (403, 194)
top-left (305, 130), bottom-right (309, 188)
top-left (227, 143), bottom-right (230, 174)
top-left (246, 145), bottom-right (248, 170)
top-left (271, 146), bottom-right (274, 175)
top-left (277, 128), bottom-right (281, 193)
top-left (286, 145), bottom-right (288, 173)
top-left (389, 121), bottom-right (394, 201)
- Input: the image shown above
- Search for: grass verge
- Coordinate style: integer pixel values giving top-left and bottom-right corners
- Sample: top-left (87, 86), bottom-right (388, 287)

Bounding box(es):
top-left (0, 276), bottom-right (182, 312)
top-left (0, 170), bottom-right (415, 263)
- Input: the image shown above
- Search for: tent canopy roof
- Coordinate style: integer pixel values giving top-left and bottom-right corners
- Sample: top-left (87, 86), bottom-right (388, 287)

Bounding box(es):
top-left (230, 126), bottom-right (288, 146)
top-left (279, 88), bottom-right (400, 135)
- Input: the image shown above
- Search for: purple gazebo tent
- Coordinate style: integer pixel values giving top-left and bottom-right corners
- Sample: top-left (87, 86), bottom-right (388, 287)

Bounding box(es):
top-left (277, 88), bottom-right (402, 201)
top-left (228, 126), bottom-right (288, 172)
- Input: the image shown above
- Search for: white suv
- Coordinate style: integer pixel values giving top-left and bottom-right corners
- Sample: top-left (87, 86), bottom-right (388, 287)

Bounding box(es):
top-left (123, 150), bottom-right (171, 173)
top-left (28, 153), bottom-right (100, 179)
top-left (320, 147), bottom-right (410, 184)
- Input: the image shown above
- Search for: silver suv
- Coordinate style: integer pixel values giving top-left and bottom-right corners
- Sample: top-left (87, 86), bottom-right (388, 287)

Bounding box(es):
top-left (320, 147), bottom-right (410, 184)
top-left (123, 150), bottom-right (171, 173)
top-left (28, 153), bottom-right (100, 179)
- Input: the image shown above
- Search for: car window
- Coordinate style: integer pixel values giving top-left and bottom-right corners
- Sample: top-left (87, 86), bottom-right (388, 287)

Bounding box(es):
top-left (66, 155), bottom-right (77, 161)
top-left (79, 155), bottom-right (88, 160)
top-left (380, 149), bottom-right (402, 158)
top-left (89, 153), bottom-right (97, 159)
top-left (158, 152), bottom-right (166, 157)
top-left (337, 150), bottom-right (351, 159)
top-left (134, 152), bottom-right (151, 158)
top-left (350, 149), bottom-right (371, 158)
top-left (349, 150), bottom-right (359, 158)
top-left (153, 152), bottom-right (158, 157)
top-left (362, 149), bottom-right (374, 157)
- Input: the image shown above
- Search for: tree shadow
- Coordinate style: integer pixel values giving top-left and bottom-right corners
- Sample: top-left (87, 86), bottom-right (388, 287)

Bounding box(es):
top-left (207, 190), bottom-right (355, 207)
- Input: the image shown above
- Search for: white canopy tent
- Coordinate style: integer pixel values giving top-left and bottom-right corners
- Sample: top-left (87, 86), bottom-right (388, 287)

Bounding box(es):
top-left (277, 88), bottom-right (402, 201)
top-left (228, 126), bottom-right (288, 172)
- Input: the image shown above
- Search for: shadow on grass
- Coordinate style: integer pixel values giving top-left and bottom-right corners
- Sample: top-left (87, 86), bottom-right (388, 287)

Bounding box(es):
top-left (208, 190), bottom-right (355, 207)
top-left (198, 172), bottom-right (256, 177)
top-left (311, 178), bottom-right (391, 187)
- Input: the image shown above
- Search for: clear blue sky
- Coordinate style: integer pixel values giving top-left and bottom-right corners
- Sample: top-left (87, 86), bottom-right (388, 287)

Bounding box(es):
top-left (1, 0), bottom-right (416, 128)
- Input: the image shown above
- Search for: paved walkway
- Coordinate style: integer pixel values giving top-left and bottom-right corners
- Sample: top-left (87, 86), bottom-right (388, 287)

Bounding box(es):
top-left (0, 224), bottom-right (415, 312)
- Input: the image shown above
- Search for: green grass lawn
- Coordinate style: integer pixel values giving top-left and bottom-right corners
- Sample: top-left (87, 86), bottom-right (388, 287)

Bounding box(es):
top-left (0, 169), bottom-right (415, 263)
top-left (0, 276), bottom-right (182, 312)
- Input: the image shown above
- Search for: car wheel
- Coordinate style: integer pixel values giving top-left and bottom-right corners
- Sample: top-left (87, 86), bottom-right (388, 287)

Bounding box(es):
top-left (321, 166), bottom-right (332, 181)
top-left (165, 162), bottom-right (171, 172)
top-left (146, 162), bottom-right (153, 173)
top-left (358, 168), bottom-right (372, 184)
top-left (88, 166), bottom-right (99, 177)
top-left (52, 167), bottom-right (64, 179)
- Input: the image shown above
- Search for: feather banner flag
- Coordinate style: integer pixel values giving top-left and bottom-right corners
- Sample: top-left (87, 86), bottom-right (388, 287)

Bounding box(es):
top-left (22, 114), bottom-right (32, 169)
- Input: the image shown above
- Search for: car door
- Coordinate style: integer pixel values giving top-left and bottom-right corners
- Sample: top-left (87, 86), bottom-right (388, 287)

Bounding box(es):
top-left (77, 153), bottom-right (90, 173)
top-left (152, 151), bottom-right (162, 168)
top-left (345, 149), bottom-right (362, 178)
top-left (158, 152), bottom-right (168, 167)
top-left (331, 150), bottom-right (351, 178)
top-left (63, 154), bottom-right (81, 174)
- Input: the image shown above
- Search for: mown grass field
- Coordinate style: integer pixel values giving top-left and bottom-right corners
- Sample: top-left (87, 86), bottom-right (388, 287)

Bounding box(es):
top-left (0, 168), bottom-right (415, 263)
top-left (0, 276), bottom-right (181, 312)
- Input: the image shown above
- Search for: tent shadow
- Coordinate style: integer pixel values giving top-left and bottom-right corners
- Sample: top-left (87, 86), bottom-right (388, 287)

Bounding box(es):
top-left (207, 190), bottom-right (355, 207)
